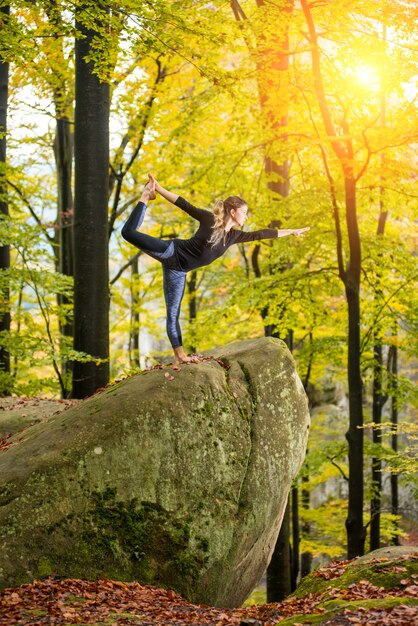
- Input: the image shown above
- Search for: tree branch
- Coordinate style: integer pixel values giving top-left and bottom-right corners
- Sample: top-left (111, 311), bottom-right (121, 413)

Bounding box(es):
top-left (300, 0), bottom-right (347, 161)
top-left (327, 456), bottom-right (349, 481)
top-left (7, 180), bottom-right (55, 243)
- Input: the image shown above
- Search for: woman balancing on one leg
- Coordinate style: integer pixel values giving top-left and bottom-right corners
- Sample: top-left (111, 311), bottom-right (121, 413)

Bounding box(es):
top-left (122, 174), bottom-right (309, 364)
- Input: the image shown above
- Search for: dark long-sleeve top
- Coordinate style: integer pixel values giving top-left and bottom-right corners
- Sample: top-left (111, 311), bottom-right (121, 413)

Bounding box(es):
top-left (171, 197), bottom-right (278, 272)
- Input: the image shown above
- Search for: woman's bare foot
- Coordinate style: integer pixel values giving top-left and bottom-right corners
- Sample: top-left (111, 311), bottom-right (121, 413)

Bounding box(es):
top-left (144, 184), bottom-right (156, 200)
top-left (173, 346), bottom-right (203, 364)
top-left (142, 174), bottom-right (156, 200)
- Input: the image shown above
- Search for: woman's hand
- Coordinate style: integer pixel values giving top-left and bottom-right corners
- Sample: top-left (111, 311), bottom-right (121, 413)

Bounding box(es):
top-left (148, 173), bottom-right (162, 195)
top-left (276, 227), bottom-right (310, 239)
top-left (292, 227), bottom-right (310, 237)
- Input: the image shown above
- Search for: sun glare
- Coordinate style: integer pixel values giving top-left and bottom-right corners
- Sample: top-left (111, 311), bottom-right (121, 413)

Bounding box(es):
top-left (352, 64), bottom-right (381, 91)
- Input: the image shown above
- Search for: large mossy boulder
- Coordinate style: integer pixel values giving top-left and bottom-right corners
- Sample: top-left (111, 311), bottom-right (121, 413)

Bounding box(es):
top-left (0, 337), bottom-right (310, 607)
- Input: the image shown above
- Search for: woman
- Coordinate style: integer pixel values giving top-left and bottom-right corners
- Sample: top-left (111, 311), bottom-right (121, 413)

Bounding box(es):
top-left (122, 174), bottom-right (309, 363)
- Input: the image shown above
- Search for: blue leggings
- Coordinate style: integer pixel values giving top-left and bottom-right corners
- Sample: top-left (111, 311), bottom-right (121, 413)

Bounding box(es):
top-left (121, 202), bottom-right (186, 349)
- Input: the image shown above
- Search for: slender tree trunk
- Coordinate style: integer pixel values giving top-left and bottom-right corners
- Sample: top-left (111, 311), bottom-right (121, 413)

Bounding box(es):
top-left (291, 485), bottom-right (299, 590)
top-left (265, 322), bottom-right (293, 600)
top-left (343, 174), bottom-right (365, 560)
top-left (129, 255), bottom-right (140, 368)
top-left (301, 351), bottom-right (313, 579)
top-left (54, 116), bottom-right (74, 294)
top-left (267, 498), bottom-right (292, 601)
top-left (45, 0), bottom-right (74, 397)
top-left (370, 226), bottom-right (387, 551)
top-left (187, 270), bottom-right (197, 354)
top-left (345, 277), bottom-right (365, 557)
top-left (73, 10), bottom-right (110, 398)
top-left (342, 165), bottom-right (364, 561)
top-left (370, 341), bottom-right (383, 551)
top-left (301, 472), bottom-right (312, 577)
top-left (370, 53), bottom-right (387, 550)
top-left (0, 3), bottom-right (11, 395)
top-left (54, 116), bottom-right (74, 395)
top-left (390, 339), bottom-right (399, 545)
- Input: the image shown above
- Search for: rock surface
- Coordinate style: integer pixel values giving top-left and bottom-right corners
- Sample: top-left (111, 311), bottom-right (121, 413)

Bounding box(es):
top-left (0, 337), bottom-right (310, 607)
top-left (295, 546), bottom-right (418, 598)
top-left (0, 398), bottom-right (77, 437)
top-left (284, 546), bottom-right (418, 624)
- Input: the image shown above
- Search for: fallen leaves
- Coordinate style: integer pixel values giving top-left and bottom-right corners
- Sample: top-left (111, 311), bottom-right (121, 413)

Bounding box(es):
top-left (327, 579), bottom-right (388, 600)
top-left (312, 558), bottom-right (352, 580)
top-left (343, 604), bottom-right (418, 625)
top-left (158, 355), bottom-right (229, 381)
top-left (385, 566), bottom-right (407, 574)
top-left (0, 578), bottom-right (232, 625)
top-left (1, 563), bottom-right (418, 626)
top-left (0, 577), bottom-right (307, 626)
top-left (0, 433), bottom-right (15, 452)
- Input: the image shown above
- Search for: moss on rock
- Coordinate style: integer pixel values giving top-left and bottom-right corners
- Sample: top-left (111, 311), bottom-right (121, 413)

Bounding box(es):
top-left (279, 597), bottom-right (418, 625)
top-left (295, 547), bottom-right (418, 599)
top-left (283, 547), bottom-right (418, 625)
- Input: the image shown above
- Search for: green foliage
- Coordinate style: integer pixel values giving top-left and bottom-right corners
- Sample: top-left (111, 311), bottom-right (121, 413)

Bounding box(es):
top-left (364, 422), bottom-right (418, 483)
top-left (300, 499), bottom-right (348, 559)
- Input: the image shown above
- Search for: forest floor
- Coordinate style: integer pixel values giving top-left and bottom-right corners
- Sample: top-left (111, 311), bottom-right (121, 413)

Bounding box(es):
top-left (1, 553), bottom-right (418, 625)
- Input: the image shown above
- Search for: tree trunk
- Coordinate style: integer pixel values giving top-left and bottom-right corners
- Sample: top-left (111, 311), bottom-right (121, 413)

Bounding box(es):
top-left (370, 341), bottom-right (383, 551)
top-left (390, 340), bottom-right (399, 545)
top-left (267, 497), bottom-right (292, 601)
top-left (370, 210), bottom-right (387, 550)
top-left (187, 270), bottom-right (197, 354)
top-left (45, 0), bottom-right (74, 398)
top-left (345, 175), bottom-right (364, 556)
top-left (73, 10), bottom-right (110, 398)
top-left (291, 485), bottom-right (299, 590)
top-left (345, 282), bottom-right (365, 557)
top-left (130, 255), bottom-right (140, 369)
top-left (301, 472), bottom-right (312, 578)
top-left (370, 47), bottom-right (387, 550)
top-left (54, 116), bottom-right (74, 395)
top-left (0, 3), bottom-right (11, 395)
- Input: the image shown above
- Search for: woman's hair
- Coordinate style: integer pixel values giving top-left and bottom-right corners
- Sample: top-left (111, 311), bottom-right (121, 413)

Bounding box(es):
top-left (208, 195), bottom-right (247, 247)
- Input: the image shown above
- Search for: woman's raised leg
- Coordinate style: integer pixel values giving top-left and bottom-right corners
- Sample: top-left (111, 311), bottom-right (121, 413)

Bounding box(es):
top-left (121, 201), bottom-right (172, 260)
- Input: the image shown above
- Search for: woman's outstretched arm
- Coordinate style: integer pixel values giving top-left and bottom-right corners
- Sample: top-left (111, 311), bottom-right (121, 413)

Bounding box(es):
top-left (232, 226), bottom-right (310, 244)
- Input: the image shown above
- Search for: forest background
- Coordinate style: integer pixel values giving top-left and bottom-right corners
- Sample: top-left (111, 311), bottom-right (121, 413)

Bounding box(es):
top-left (0, 0), bottom-right (417, 600)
